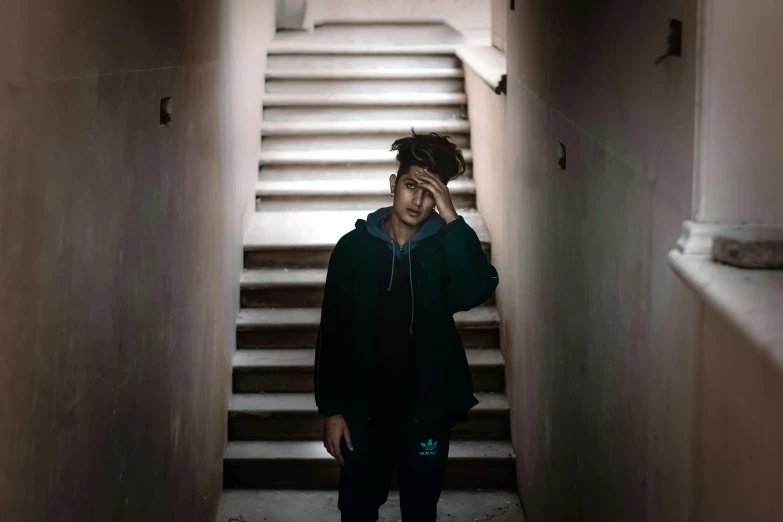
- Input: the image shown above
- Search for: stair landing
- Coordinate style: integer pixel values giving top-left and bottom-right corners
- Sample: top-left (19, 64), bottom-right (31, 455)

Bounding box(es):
top-left (217, 490), bottom-right (524, 522)
top-left (244, 209), bottom-right (490, 248)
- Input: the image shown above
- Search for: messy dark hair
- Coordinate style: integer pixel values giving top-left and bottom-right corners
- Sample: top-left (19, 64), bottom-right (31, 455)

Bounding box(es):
top-left (390, 130), bottom-right (467, 185)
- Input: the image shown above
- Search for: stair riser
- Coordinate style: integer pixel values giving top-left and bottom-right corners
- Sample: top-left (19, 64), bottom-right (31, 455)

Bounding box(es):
top-left (281, 23), bottom-right (461, 40)
top-left (240, 284), bottom-right (493, 308)
top-left (232, 366), bottom-right (505, 394)
top-left (262, 122), bottom-right (471, 137)
top-left (254, 194), bottom-right (476, 212)
top-left (236, 327), bottom-right (499, 350)
top-left (228, 412), bottom-right (510, 441)
top-left (261, 133), bottom-right (470, 151)
top-left (244, 244), bottom-right (490, 269)
top-left (241, 286), bottom-right (324, 308)
top-left (268, 54), bottom-right (461, 70)
top-left (258, 164), bottom-right (474, 182)
top-left (223, 459), bottom-right (516, 490)
top-left (263, 106), bottom-right (467, 122)
top-left (265, 78), bottom-right (465, 95)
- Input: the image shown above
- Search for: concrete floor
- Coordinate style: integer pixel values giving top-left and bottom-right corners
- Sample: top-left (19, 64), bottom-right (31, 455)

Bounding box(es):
top-left (217, 490), bottom-right (525, 522)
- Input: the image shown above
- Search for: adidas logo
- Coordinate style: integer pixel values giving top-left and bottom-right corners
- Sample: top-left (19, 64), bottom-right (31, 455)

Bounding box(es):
top-left (419, 439), bottom-right (439, 456)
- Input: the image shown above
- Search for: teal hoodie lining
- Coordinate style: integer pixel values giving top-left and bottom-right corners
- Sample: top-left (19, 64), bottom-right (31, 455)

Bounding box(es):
top-left (361, 207), bottom-right (446, 335)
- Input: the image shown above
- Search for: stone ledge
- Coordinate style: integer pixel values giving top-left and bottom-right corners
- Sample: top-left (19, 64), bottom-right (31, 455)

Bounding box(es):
top-left (456, 45), bottom-right (506, 95)
top-left (669, 250), bottom-right (783, 377)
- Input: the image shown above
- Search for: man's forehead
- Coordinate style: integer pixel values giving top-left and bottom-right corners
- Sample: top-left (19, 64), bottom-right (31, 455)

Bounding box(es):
top-left (400, 166), bottom-right (431, 177)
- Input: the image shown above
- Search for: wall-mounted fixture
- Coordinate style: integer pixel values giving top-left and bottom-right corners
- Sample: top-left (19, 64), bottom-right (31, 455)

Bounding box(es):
top-left (654, 19), bottom-right (682, 65)
top-left (495, 74), bottom-right (507, 95)
top-left (558, 142), bottom-right (567, 171)
top-left (510, 0), bottom-right (515, 11)
top-left (160, 96), bottom-right (173, 126)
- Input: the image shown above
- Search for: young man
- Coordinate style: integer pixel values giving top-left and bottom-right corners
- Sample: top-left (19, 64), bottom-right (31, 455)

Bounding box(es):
top-left (314, 131), bottom-right (499, 522)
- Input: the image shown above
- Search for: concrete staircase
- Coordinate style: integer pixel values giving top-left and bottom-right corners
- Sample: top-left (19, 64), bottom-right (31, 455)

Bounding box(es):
top-left (221, 21), bottom-right (517, 511)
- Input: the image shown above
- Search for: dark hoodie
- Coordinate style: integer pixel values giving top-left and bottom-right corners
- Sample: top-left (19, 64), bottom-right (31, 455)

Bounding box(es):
top-left (364, 208), bottom-right (446, 427)
top-left (314, 207), bottom-right (499, 424)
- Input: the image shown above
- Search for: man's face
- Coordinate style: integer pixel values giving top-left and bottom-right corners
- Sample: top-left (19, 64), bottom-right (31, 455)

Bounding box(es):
top-left (389, 166), bottom-right (437, 227)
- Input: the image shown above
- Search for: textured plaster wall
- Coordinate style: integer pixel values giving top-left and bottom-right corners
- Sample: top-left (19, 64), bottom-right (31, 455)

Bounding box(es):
top-left (223, 0), bottom-right (276, 233)
top-left (695, 0), bottom-right (783, 224)
top-left (465, 69), bottom-right (506, 238)
top-left (304, 0), bottom-right (491, 32)
top-left (695, 306), bottom-right (783, 521)
top-left (473, 1), bottom-right (700, 520)
top-left (0, 0), bottom-right (270, 520)
top-left (491, 0), bottom-right (507, 51)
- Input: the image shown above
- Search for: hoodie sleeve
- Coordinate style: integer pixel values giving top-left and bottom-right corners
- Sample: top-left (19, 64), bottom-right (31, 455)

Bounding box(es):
top-left (439, 216), bottom-right (499, 313)
top-left (314, 238), bottom-right (351, 417)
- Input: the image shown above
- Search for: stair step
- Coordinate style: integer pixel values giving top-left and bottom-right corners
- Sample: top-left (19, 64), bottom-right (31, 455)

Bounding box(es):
top-left (217, 489), bottom-right (525, 522)
top-left (254, 178), bottom-right (476, 213)
top-left (260, 133), bottom-right (470, 152)
top-left (265, 68), bottom-right (465, 95)
top-left (232, 346), bottom-right (504, 393)
top-left (265, 68), bottom-right (464, 80)
top-left (233, 343), bottom-right (502, 367)
top-left (274, 20), bottom-right (465, 46)
top-left (228, 392), bottom-right (510, 441)
top-left (243, 208), bottom-right (489, 246)
top-left (264, 105), bottom-right (466, 122)
top-left (262, 92), bottom-right (467, 107)
top-left (268, 43), bottom-right (460, 55)
top-left (268, 53), bottom-right (461, 70)
top-left (223, 440), bottom-right (516, 489)
top-left (313, 18), bottom-right (450, 26)
top-left (259, 148), bottom-right (473, 166)
top-left (240, 269), bottom-right (490, 306)
top-left (235, 306), bottom-right (500, 350)
top-left (240, 268), bottom-right (326, 308)
top-left (258, 163), bottom-right (474, 183)
top-left (260, 120), bottom-right (471, 136)
top-left (236, 306), bottom-right (498, 330)
top-left (255, 179), bottom-right (475, 197)
top-left (266, 80), bottom-right (465, 96)
top-left (243, 209), bottom-right (490, 268)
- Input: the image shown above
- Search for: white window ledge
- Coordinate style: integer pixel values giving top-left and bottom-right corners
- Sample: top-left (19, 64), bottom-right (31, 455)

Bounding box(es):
top-left (669, 250), bottom-right (783, 375)
top-left (456, 45), bottom-right (506, 95)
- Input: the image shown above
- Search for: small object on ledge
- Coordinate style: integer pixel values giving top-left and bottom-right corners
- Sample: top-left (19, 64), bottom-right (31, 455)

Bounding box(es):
top-left (494, 74), bottom-right (507, 95)
top-left (455, 45), bottom-right (506, 96)
top-left (713, 236), bottom-right (783, 269)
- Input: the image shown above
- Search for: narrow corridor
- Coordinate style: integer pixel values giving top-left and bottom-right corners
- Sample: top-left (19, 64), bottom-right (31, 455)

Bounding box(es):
top-left (4, 1), bottom-right (783, 521)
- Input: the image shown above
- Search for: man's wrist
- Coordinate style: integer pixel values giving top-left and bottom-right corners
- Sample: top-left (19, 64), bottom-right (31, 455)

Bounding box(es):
top-left (441, 210), bottom-right (459, 224)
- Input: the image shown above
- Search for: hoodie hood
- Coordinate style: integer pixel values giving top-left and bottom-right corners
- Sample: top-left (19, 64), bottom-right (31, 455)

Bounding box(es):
top-left (361, 206), bottom-right (445, 256)
top-left (356, 206), bottom-right (446, 336)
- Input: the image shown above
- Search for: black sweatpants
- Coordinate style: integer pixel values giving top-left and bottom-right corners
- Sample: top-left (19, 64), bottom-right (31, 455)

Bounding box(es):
top-left (338, 416), bottom-right (453, 522)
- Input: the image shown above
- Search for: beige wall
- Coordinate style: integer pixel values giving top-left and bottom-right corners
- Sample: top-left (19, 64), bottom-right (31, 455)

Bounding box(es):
top-left (474, 1), bottom-right (700, 520)
top-left (695, 307), bottom-right (783, 521)
top-left (465, 69), bottom-right (506, 243)
top-left (491, 0), bottom-right (507, 51)
top-left (222, 0), bottom-right (276, 233)
top-left (304, 0), bottom-right (491, 33)
top-left (0, 1), bottom-right (272, 520)
top-left (694, 0), bottom-right (783, 224)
